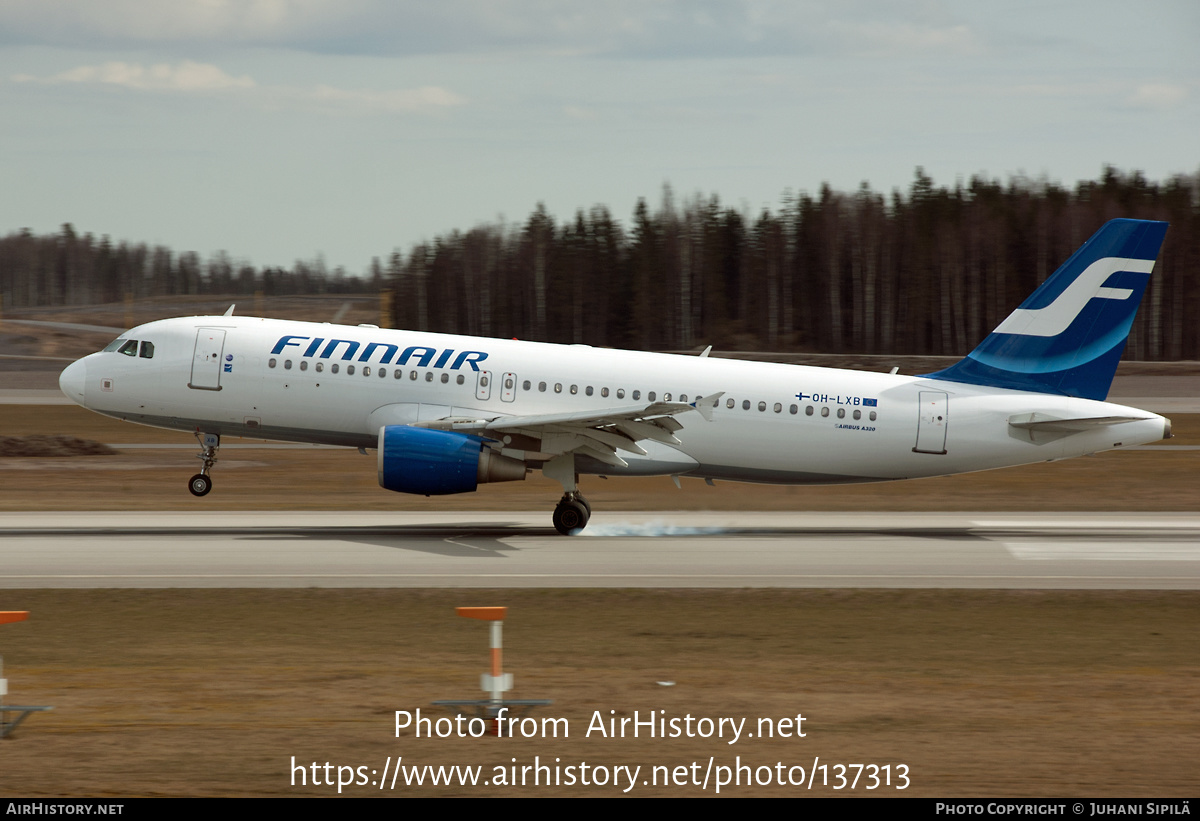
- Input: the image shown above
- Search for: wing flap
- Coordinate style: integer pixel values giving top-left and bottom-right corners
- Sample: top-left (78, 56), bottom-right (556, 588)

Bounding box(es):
top-left (415, 392), bottom-right (724, 462)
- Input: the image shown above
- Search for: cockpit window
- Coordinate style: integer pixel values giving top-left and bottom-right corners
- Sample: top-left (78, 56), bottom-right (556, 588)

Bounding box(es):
top-left (139, 341), bottom-right (154, 359)
top-left (103, 338), bottom-right (128, 352)
top-left (117, 340), bottom-right (138, 357)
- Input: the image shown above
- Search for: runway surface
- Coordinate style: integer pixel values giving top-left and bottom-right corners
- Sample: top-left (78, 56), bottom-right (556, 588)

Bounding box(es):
top-left (1, 511), bottom-right (1198, 589)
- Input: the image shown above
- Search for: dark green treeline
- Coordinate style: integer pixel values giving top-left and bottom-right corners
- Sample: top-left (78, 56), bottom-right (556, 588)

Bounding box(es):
top-left (3, 168), bottom-right (1197, 359)
top-left (390, 168), bottom-right (1199, 360)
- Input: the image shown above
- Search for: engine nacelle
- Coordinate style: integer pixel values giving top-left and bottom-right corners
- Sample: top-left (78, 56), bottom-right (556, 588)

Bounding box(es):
top-left (377, 425), bottom-right (526, 495)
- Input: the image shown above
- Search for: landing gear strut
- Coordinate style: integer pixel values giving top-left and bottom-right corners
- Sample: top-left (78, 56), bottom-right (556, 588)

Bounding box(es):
top-left (188, 432), bottom-right (220, 497)
top-left (544, 453), bottom-right (590, 535)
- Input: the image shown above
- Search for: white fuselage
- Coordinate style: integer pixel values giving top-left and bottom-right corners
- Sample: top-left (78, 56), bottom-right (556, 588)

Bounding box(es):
top-left (59, 315), bottom-right (1169, 485)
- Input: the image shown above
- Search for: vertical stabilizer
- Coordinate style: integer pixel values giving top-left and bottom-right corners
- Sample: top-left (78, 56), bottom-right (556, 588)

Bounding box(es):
top-left (923, 219), bottom-right (1168, 400)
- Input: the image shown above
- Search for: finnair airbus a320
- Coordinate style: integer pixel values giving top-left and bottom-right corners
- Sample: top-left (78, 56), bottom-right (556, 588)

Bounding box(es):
top-left (59, 219), bottom-right (1170, 534)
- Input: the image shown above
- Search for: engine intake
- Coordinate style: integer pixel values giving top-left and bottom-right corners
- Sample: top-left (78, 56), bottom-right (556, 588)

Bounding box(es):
top-left (377, 425), bottom-right (525, 495)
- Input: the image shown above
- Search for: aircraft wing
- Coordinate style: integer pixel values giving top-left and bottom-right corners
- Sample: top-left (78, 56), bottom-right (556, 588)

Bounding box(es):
top-left (414, 392), bottom-right (724, 467)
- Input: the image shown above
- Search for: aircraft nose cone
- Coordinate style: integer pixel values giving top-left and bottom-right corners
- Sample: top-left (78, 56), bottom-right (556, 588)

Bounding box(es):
top-left (59, 359), bottom-right (87, 407)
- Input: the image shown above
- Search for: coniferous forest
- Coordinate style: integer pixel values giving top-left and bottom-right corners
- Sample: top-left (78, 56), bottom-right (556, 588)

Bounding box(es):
top-left (3, 167), bottom-right (1198, 359)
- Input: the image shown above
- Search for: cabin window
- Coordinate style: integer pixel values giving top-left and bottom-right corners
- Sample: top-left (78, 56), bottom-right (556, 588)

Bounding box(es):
top-left (821, 407), bottom-right (829, 417)
top-left (585, 386), bottom-right (593, 396)
top-left (869, 411), bottom-right (877, 421)
top-left (539, 382), bottom-right (547, 392)
top-left (362, 366), bottom-right (370, 376)
top-left (480, 375), bottom-right (489, 387)
top-left (410, 371), bottom-right (417, 380)
top-left (394, 369), bottom-right (402, 379)
top-left (758, 401), bottom-right (766, 412)
top-left (648, 392), bottom-right (656, 401)
top-left (632, 390), bottom-right (641, 400)
top-left (570, 384), bottom-right (578, 395)
top-left (506, 377), bottom-right (515, 390)
top-left (457, 375), bottom-right (465, 385)
top-left (853, 409), bottom-right (861, 420)
top-left (680, 394), bottom-right (688, 403)
top-left (554, 383), bottom-right (562, 393)
top-left (139, 341), bottom-right (154, 359)
top-left (774, 403), bottom-right (782, 413)
top-left (601, 387), bottom-right (609, 398)
top-left (742, 400), bottom-right (750, 410)
top-left (331, 363), bottom-right (339, 374)
top-left (523, 380), bottom-right (531, 391)
top-left (284, 359), bottom-right (292, 370)
top-left (806, 405), bottom-right (814, 416)
top-left (315, 362), bottom-right (324, 373)
top-left (379, 368), bottom-right (386, 378)
top-left (837, 408), bottom-right (845, 419)
top-left (726, 398), bottom-right (735, 409)
top-left (426, 372), bottom-right (434, 382)
top-left (347, 365), bottom-right (356, 375)
top-left (268, 358), bottom-right (277, 368)
top-left (300, 361), bottom-right (308, 372)
top-left (789, 404), bottom-right (798, 415)
top-left (441, 373), bottom-right (449, 383)
top-left (616, 389), bottom-right (625, 399)
top-left (663, 393), bottom-right (672, 401)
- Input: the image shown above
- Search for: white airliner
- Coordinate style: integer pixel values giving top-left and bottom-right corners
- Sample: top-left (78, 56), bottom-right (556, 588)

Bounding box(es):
top-left (59, 219), bottom-right (1171, 534)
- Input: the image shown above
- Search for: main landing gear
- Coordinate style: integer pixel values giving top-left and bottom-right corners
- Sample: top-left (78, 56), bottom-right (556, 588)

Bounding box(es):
top-left (544, 453), bottom-right (590, 535)
top-left (188, 432), bottom-right (220, 497)
top-left (553, 492), bottom-right (591, 536)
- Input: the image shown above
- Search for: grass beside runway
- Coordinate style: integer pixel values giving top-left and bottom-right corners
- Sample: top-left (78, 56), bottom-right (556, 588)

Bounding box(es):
top-left (0, 405), bottom-right (1197, 512)
top-left (0, 588), bottom-right (1196, 796)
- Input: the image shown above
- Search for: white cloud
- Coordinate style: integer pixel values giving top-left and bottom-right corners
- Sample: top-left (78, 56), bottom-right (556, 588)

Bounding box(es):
top-left (307, 83), bottom-right (465, 112)
top-left (11, 59), bottom-right (465, 114)
top-left (826, 20), bottom-right (980, 57)
top-left (1126, 83), bottom-right (1189, 110)
top-left (0, 0), bottom-right (336, 45)
top-left (30, 60), bottom-right (256, 91)
top-left (0, 0), bottom-right (924, 58)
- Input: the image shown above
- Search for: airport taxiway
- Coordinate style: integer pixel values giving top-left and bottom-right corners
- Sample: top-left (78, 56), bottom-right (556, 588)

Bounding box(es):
top-left (1, 511), bottom-right (1197, 589)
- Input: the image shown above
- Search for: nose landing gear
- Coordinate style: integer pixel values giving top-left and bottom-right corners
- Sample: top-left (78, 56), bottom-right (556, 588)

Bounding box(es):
top-left (188, 432), bottom-right (220, 497)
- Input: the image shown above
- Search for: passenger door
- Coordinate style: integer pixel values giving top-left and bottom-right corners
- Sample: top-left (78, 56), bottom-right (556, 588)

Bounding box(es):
top-left (189, 328), bottom-right (226, 391)
top-left (913, 390), bottom-right (949, 454)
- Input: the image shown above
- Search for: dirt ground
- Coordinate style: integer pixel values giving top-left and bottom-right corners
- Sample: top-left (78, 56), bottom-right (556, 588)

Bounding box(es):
top-left (1, 589), bottom-right (1197, 797)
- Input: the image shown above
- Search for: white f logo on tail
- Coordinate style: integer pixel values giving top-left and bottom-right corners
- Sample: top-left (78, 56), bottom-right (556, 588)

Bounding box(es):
top-left (993, 257), bottom-right (1154, 338)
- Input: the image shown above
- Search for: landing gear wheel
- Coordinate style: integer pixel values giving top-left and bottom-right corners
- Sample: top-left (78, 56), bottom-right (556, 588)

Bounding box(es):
top-left (553, 499), bottom-right (589, 535)
top-left (190, 432), bottom-right (220, 499)
top-left (188, 473), bottom-right (212, 497)
top-left (576, 494), bottom-right (592, 517)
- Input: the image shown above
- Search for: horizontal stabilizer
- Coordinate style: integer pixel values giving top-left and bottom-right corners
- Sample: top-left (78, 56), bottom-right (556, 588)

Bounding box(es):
top-left (1008, 413), bottom-right (1145, 432)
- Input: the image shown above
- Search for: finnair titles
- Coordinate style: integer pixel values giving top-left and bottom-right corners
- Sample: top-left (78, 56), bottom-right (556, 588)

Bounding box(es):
top-left (59, 219), bottom-right (1171, 534)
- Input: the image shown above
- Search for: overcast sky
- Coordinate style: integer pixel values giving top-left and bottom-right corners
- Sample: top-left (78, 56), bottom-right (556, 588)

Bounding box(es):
top-left (1, 0), bottom-right (1196, 272)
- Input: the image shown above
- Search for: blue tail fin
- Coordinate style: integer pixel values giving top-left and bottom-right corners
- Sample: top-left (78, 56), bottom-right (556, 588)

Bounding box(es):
top-left (923, 218), bottom-right (1168, 400)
